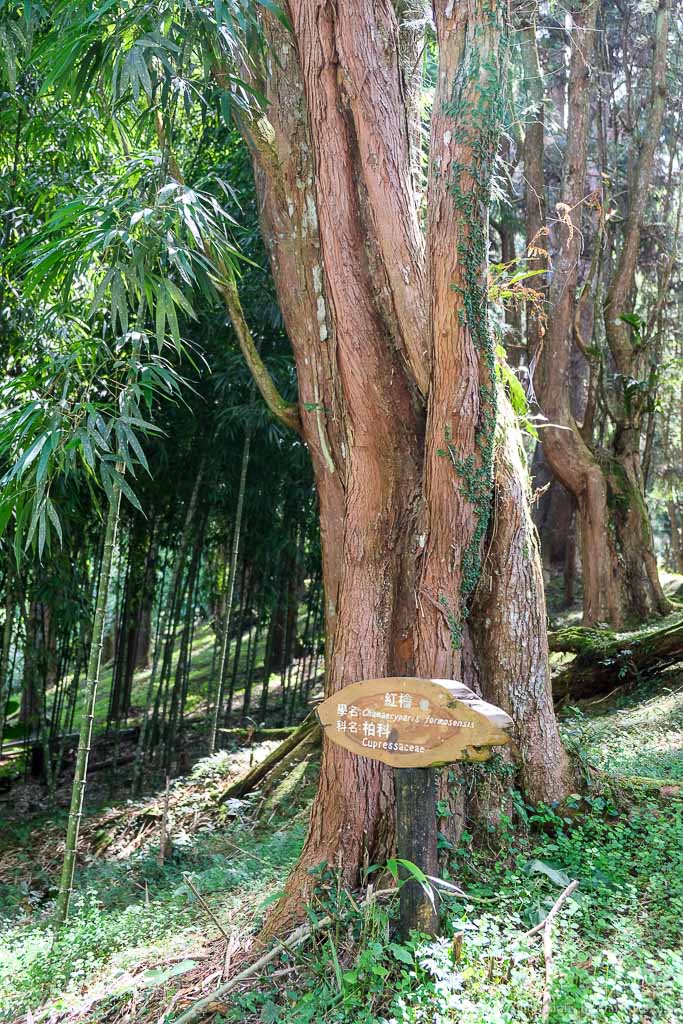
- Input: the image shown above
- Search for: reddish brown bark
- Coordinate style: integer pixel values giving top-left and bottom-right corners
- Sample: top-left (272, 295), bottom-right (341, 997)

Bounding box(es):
top-left (414, 0), bottom-right (503, 682)
top-left (243, 8), bottom-right (422, 933)
top-left (533, 0), bottom-right (619, 626)
top-left (599, 0), bottom-right (671, 620)
top-left (520, 18), bottom-right (547, 365)
top-left (533, 0), bottom-right (671, 626)
top-left (472, 397), bottom-right (573, 804)
top-left (229, 0), bottom-right (573, 936)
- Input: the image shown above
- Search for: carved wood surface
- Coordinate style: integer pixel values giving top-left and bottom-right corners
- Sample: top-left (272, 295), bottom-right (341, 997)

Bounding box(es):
top-left (317, 677), bottom-right (513, 768)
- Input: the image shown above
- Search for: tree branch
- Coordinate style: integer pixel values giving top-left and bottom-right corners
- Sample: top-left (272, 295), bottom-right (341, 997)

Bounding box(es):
top-left (216, 275), bottom-right (301, 434)
top-left (154, 113), bottom-right (301, 435)
top-left (604, 0), bottom-right (670, 371)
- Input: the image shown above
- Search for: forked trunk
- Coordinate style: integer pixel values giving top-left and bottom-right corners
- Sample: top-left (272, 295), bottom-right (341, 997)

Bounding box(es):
top-left (229, 0), bottom-right (572, 936)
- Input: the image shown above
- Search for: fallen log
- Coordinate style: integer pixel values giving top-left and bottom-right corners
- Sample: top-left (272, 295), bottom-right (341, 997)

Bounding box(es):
top-left (217, 725), bottom-right (300, 742)
top-left (551, 616), bottom-right (683, 700)
top-left (256, 726), bottom-right (322, 816)
top-left (217, 714), bottom-right (320, 803)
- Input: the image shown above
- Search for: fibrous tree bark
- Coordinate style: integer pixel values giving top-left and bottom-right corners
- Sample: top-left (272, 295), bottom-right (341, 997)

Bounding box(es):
top-left (472, 396), bottom-right (573, 804)
top-left (220, 0), bottom-right (573, 931)
top-left (599, 0), bottom-right (671, 621)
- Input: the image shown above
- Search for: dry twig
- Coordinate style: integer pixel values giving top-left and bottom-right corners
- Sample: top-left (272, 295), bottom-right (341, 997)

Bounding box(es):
top-left (171, 889), bottom-right (396, 1024)
top-left (524, 879), bottom-right (579, 1021)
top-left (182, 874), bottom-right (231, 941)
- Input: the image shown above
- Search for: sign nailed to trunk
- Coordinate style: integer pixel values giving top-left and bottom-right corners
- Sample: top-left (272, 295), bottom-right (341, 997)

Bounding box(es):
top-left (317, 677), bottom-right (513, 768)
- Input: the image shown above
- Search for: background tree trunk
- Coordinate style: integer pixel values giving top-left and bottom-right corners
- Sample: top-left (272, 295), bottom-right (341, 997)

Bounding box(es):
top-left (534, 0), bottom-right (671, 626)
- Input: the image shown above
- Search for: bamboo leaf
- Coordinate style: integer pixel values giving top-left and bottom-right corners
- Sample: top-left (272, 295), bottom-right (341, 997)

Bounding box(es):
top-left (36, 432), bottom-right (54, 484)
top-left (165, 284), bottom-right (181, 351)
top-left (110, 467), bottom-right (142, 512)
top-left (0, 498), bottom-right (14, 539)
top-left (124, 425), bottom-right (149, 473)
top-left (38, 507), bottom-right (47, 558)
top-left (111, 271), bottom-right (128, 337)
top-left (12, 434), bottom-right (48, 481)
top-left (155, 280), bottom-right (166, 351)
top-left (80, 432), bottom-right (95, 469)
top-left (46, 498), bottom-right (63, 545)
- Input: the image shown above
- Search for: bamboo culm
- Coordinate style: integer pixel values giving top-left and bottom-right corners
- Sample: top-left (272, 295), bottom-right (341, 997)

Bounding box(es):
top-left (208, 428), bottom-right (251, 754)
top-left (132, 463), bottom-right (204, 791)
top-left (0, 554), bottom-right (16, 755)
top-left (55, 476), bottom-right (123, 925)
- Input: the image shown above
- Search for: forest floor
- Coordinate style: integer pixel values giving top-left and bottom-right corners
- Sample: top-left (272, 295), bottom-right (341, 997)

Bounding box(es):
top-left (1, 582), bottom-right (683, 1024)
top-left (0, 610), bottom-right (320, 820)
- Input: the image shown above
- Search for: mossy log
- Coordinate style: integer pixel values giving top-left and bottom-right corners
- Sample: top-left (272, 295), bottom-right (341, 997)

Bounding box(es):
top-left (551, 617), bottom-right (683, 699)
top-left (257, 728), bottom-right (322, 816)
top-left (217, 713), bottom-right (320, 802)
top-left (217, 726), bottom-right (300, 742)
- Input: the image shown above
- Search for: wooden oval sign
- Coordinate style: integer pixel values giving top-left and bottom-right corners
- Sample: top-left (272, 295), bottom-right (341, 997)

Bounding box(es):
top-left (317, 677), bottom-right (513, 768)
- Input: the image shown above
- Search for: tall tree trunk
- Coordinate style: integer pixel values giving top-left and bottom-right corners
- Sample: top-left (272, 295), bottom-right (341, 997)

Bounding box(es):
top-left (472, 396), bottom-right (573, 804)
top-left (534, 0), bottom-right (623, 626)
top-left (132, 468), bottom-right (203, 792)
top-left (164, 526), bottom-right (203, 772)
top-left (526, 28), bottom-right (591, 593)
top-left (227, 561), bottom-right (250, 715)
top-left (532, 443), bottom-right (575, 580)
top-left (520, 16), bottom-right (546, 365)
top-left (600, 0), bottom-right (671, 620)
top-left (228, 0), bottom-right (572, 937)
top-left (668, 500), bottom-right (683, 573)
top-left (534, 0), bottom-right (670, 626)
top-left (133, 531), bottom-right (157, 672)
top-left (0, 554), bottom-right (15, 755)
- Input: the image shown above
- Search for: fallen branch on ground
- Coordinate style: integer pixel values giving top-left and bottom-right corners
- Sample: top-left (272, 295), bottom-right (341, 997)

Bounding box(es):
top-left (172, 888), bottom-right (396, 1024)
top-left (524, 879), bottom-right (579, 1021)
top-left (218, 725), bottom-right (301, 742)
top-left (217, 713), bottom-right (320, 803)
top-left (183, 873), bottom-right (231, 941)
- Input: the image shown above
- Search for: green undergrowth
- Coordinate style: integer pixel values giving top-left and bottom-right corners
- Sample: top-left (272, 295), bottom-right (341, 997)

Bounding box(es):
top-left (1, 680), bottom-right (682, 1023)
top-left (562, 669), bottom-right (683, 782)
top-left (61, 617), bottom-right (288, 731)
top-left (224, 785), bottom-right (683, 1024)
top-left (0, 768), bottom-right (312, 1020)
